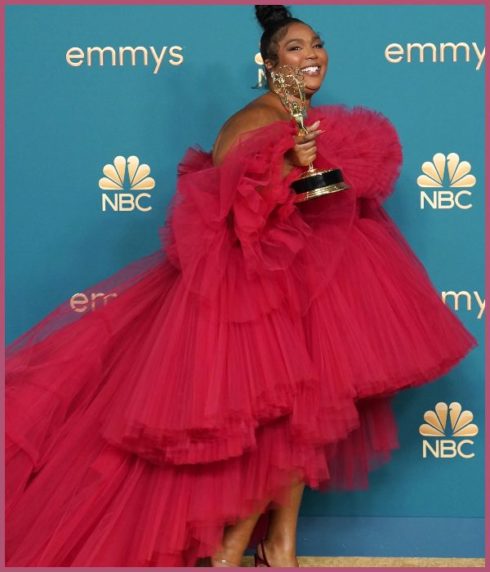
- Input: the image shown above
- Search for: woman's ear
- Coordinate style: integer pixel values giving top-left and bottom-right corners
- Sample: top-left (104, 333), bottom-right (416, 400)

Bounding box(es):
top-left (263, 58), bottom-right (274, 73)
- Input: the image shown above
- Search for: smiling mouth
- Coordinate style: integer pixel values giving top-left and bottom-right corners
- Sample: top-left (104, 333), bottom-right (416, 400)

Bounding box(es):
top-left (299, 65), bottom-right (321, 76)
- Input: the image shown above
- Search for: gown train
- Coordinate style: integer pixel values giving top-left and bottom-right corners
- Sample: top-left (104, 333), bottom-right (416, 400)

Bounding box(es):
top-left (5, 104), bottom-right (478, 566)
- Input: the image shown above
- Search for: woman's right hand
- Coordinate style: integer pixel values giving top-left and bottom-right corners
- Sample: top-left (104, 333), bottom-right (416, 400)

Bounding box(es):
top-left (285, 119), bottom-right (324, 168)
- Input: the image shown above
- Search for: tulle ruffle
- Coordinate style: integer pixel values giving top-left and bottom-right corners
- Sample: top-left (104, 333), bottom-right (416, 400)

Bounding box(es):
top-left (308, 104), bottom-right (404, 203)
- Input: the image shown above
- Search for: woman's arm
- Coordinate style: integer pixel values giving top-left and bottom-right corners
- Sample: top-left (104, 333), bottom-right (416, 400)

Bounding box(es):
top-left (212, 108), bottom-right (323, 180)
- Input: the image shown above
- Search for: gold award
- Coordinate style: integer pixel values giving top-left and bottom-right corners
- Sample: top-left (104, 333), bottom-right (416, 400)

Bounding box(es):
top-left (270, 64), bottom-right (350, 203)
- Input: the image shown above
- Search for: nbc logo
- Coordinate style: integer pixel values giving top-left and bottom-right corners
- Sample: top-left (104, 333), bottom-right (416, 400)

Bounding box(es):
top-left (253, 51), bottom-right (267, 89)
top-left (99, 155), bottom-right (155, 212)
top-left (419, 401), bottom-right (478, 459)
top-left (418, 153), bottom-right (476, 210)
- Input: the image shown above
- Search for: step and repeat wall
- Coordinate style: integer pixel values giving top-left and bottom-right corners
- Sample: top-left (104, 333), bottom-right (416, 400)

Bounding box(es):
top-left (5, 3), bottom-right (485, 559)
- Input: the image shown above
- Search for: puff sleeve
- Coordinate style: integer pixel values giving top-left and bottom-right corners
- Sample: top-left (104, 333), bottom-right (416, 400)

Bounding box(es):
top-left (159, 119), bottom-right (314, 315)
top-left (311, 104), bottom-right (403, 204)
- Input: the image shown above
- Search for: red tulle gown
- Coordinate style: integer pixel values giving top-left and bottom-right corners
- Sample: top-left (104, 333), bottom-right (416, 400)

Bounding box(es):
top-left (5, 104), bottom-right (477, 566)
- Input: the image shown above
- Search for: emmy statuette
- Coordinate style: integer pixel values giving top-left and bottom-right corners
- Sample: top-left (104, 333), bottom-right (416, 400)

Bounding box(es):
top-left (270, 64), bottom-right (350, 203)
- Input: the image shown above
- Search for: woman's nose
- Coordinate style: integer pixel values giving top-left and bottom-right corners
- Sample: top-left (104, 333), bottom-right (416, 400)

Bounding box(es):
top-left (304, 48), bottom-right (318, 60)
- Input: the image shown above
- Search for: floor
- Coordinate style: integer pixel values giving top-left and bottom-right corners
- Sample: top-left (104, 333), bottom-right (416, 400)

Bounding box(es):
top-left (239, 556), bottom-right (485, 567)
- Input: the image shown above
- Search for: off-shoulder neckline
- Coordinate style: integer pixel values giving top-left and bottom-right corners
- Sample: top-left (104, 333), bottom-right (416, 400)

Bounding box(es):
top-left (208, 105), bottom-right (333, 168)
top-left (179, 104), bottom-right (352, 174)
top-left (215, 103), bottom-right (348, 144)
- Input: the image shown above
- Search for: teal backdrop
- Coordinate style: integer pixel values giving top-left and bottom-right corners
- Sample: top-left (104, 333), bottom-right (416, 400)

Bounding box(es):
top-left (5, 3), bottom-right (485, 558)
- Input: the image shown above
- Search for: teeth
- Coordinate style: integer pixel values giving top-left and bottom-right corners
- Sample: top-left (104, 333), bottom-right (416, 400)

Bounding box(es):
top-left (301, 66), bottom-right (320, 73)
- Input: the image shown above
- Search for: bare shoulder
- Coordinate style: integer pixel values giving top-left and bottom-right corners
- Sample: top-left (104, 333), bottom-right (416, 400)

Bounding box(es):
top-left (212, 102), bottom-right (285, 166)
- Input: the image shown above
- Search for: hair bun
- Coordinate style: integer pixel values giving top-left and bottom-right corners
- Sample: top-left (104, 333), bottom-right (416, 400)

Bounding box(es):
top-left (255, 5), bottom-right (293, 30)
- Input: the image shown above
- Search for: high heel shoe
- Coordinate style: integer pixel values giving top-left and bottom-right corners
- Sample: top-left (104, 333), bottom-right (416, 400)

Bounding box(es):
top-left (210, 556), bottom-right (241, 567)
top-left (254, 538), bottom-right (271, 567)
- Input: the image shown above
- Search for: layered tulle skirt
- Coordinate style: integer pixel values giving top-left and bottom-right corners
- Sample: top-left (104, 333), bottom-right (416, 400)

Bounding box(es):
top-left (5, 104), bottom-right (478, 566)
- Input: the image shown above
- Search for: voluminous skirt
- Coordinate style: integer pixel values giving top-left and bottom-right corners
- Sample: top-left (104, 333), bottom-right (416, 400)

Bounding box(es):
top-left (5, 104), bottom-right (478, 566)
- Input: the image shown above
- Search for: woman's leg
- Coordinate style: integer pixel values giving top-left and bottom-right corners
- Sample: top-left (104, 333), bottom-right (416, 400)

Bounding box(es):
top-left (258, 479), bottom-right (305, 567)
top-left (210, 509), bottom-right (265, 567)
top-left (210, 477), bottom-right (306, 567)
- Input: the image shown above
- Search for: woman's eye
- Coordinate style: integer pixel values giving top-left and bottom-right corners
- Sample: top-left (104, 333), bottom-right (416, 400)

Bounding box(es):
top-left (288, 42), bottom-right (324, 51)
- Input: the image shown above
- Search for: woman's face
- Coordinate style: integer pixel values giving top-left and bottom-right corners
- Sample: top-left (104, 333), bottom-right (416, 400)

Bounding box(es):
top-left (265, 22), bottom-right (328, 96)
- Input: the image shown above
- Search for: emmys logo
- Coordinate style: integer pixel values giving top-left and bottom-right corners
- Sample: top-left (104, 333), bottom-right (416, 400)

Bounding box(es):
top-left (70, 291), bottom-right (118, 313)
top-left (418, 153), bottom-right (476, 210)
top-left (66, 46), bottom-right (184, 75)
top-left (384, 42), bottom-right (485, 71)
top-left (99, 155), bottom-right (155, 212)
top-left (419, 401), bottom-right (478, 459)
top-left (442, 290), bottom-right (485, 320)
top-left (253, 51), bottom-right (267, 89)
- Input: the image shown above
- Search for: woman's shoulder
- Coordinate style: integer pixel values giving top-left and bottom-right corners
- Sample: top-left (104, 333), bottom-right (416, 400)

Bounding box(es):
top-left (212, 98), bottom-right (288, 167)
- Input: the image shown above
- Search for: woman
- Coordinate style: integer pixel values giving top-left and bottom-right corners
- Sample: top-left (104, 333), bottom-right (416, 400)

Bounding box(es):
top-left (5, 4), bottom-right (477, 568)
top-left (208, 7), bottom-right (337, 567)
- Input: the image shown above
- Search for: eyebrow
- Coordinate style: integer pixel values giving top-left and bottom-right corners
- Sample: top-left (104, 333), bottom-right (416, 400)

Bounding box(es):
top-left (285, 35), bottom-right (322, 45)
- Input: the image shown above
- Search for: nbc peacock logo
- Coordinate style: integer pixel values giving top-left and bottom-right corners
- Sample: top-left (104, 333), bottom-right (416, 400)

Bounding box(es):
top-left (418, 153), bottom-right (476, 210)
top-left (98, 155), bottom-right (155, 212)
top-left (253, 50), bottom-right (267, 89)
top-left (419, 401), bottom-right (478, 459)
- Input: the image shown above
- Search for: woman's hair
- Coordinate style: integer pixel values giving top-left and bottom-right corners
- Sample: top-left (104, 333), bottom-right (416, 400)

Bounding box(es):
top-left (255, 5), bottom-right (306, 71)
